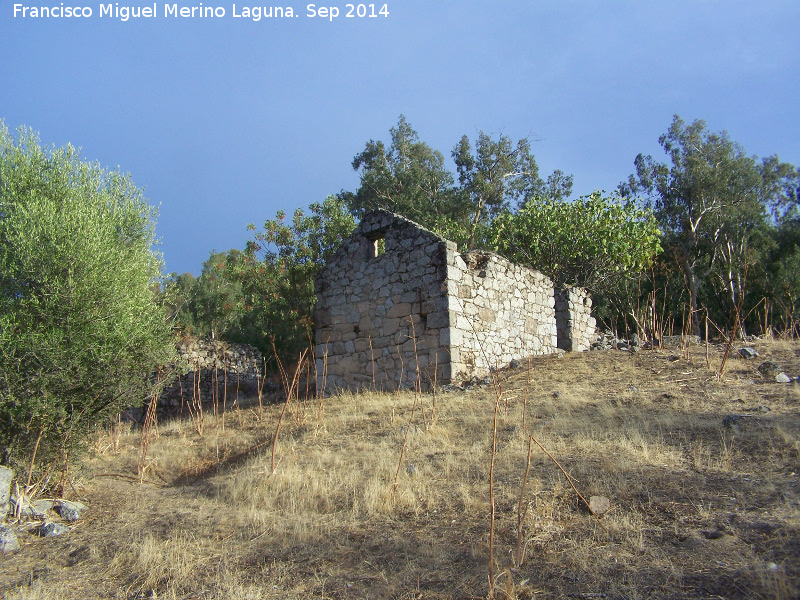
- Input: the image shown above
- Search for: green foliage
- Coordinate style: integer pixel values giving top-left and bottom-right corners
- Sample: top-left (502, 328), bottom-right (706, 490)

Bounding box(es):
top-left (166, 250), bottom-right (245, 339)
top-left (489, 191), bottom-right (661, 291)
top-left (453, 132), bottom-right (572, 248)
top-left (340, 115), bottom-right (469, 240)
top-left (340, 116), bottom-right (572, 250)
top-left (623, 115), bottom-right (797, 334)
top-left (226, 196), bottom-right (356, 360)
top-left (765, 216), bottom-right (800, 329)
top-left (0, 123), bottom-right (175, 472)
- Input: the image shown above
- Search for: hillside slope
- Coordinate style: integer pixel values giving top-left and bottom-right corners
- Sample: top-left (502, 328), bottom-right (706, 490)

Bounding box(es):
top-left (2, 340), bottom-right (799, 599)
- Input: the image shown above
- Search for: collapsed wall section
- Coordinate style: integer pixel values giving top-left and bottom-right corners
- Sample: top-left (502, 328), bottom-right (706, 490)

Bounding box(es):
top-left (555, 287), bottom-right (596, 352)
top-left (315, 211), bottom-right (453, 392)
top-left (158, 336), bottom-right (263, 409)
top-left (446, 250), bottom-right (557, 381)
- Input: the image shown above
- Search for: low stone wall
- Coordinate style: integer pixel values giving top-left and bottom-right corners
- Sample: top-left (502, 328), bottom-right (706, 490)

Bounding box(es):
top-left (158, 337), bottom-right (263, 408)
top-left (555, 288), bottom-right (596, 352)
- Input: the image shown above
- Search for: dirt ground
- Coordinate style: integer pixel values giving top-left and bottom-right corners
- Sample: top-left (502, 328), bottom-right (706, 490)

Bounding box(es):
top-left (1, 339), bottom-right (799, 600)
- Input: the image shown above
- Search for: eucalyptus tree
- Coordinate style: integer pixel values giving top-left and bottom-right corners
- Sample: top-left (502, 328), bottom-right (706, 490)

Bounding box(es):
top-left (227, 195), bottom-right (356, 359)
top-left (342, 116), bottom-right (573, 249)
top-left (622, 115), bottom-right (796, 334)
top-left (453, 132), bottom-right (573, 248)
top-left (340, 115), bottom-right (468, 240)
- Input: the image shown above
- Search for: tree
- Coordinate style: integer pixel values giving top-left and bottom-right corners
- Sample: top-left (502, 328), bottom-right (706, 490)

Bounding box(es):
top-left (167, 250), bottom-right (245, 339)
top-left (340, 115), bottom-right (469, 241)
top-left (341, 116), bottom-right (573, 250)
top-left (488, 191), bottom-right (661, 291)
top-left (622, 115), bottom-right (796, 335)
top-left (0, 123), bottom-right (175, 476)
top-left (766, 215), bottom-right (800, 334)
top-left (453, 132), bottom-right (573, 248)
top-left (227, 196), bottom-right (356, 360)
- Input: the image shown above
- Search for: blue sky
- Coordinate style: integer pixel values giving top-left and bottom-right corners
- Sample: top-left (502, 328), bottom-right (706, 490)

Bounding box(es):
top-left (2, 0), bottom-right (798, 275)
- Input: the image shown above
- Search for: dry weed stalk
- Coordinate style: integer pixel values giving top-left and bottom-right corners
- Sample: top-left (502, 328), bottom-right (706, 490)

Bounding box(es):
top-left (408, 316), bottom-right (427, 428)
top-left (257, 357), bottom-right (267, 421)
top-left (316, 345), bottom-right (329, 428)
top-left (391, 388), bottom-right (419, 501)
top-left (212, 355), bottom-right (219, 425)
top-left (270, 347), bottom-right (308, 474)
top-left (718, 264), bottom-right (749, 378)
top-left (390, 317), bottom-right (426, 501)
top-left (369, 335), bottom-right (376, 393)
top-left (396, 343), bottom-right (405, 391)
top-left (452, 295), bottom-right (506, 598)
top-left (487, 381), bottom-right (501, 598)
top-left (25, 426), bottom-right (44, 490)
top-left (515, 435), bottom-right (535, 567)
top-left (111, 412), bottom-right (122, 453)
top-left (221, 355), bottom-right (228, 432)
top-left (431, 352), bottom-right (437, 426)
top-left (175, 374), bottom-right (184, 436)
top-left (523, 357), bottom-right (531, 431)
top-left (137, 369), bottom-right (161, 483)
top-left (188, 360), bottom-right (204, 436)
top-left (529, 435), bottom-right (607, 530)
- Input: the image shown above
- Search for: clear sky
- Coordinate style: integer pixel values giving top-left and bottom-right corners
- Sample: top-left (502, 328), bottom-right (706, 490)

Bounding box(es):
top-left (2, 0), bottom-right (798, 276)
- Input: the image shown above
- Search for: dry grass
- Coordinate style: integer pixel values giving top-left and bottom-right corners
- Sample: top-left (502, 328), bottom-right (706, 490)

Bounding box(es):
top-left (1, 339), bottom-right (799, 599)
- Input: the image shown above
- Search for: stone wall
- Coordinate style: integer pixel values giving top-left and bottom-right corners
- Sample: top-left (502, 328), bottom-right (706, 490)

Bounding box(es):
top-left (315, 210), bottom-right (594, 392)
top-left (446, 250), bottom-right (557, 381)
top-left (158, 336), bottom-right (263, 408)
top-left (555, 288), bottom-right (596, 352)
top-left (315, 211), bottom-right (453, 391)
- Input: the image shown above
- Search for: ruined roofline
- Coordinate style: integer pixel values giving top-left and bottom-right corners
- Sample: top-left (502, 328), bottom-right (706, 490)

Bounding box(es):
top-left (359, 212), bottom-right (540, 279)
top-left (316, 209), bottom-right (451, 286)
top-left (357, 209), bottom-right (448, 242)
top-left (334, 210), bottom-right (585, 296)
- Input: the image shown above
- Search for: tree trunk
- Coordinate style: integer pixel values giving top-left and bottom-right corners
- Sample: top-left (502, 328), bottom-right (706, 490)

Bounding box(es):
top-left (680, 255), bottom-right (702, 337)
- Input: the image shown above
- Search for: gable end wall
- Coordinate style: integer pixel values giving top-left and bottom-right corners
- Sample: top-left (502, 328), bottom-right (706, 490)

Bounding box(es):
top-left (315, 211), bottom-right (452, 392)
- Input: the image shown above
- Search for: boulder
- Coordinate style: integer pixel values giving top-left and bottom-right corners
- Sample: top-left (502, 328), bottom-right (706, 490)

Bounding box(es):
top-left (0, 467), bottom-right (13, 517)
top-left (56, 500), bottom-right (88, 522)
top-left (40, 522), bottom-right (70, 537)
top-left (758, 361), bottom-right (782, 377)
top-left (0, 526), bottom-right (20, 553)
top-left (589, 495), bottom-right (611, 516)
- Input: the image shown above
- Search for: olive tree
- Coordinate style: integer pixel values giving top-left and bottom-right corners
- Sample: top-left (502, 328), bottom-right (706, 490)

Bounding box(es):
top-left (0, 124), bottom-right (175, 477)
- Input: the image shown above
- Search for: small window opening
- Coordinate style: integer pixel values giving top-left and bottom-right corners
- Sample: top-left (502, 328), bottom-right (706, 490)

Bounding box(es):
top-left (368, 235), bottom-right (385, 259)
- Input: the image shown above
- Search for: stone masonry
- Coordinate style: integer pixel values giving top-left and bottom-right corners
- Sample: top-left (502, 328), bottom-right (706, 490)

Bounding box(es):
top-left (158, 336), bottom-right (263, 408)
top-left (555, 287), bottom-right (596, 352)
top-left (314, 210), bottom-right (595, 392)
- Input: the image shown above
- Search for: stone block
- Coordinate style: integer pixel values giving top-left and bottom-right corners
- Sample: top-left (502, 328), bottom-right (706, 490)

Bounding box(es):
top-left (386, 302), bottom-right (412, 318)
top-left (425, 310), bottom-right (448, 329)
top-left (0, 467), bottom-right (12, 516)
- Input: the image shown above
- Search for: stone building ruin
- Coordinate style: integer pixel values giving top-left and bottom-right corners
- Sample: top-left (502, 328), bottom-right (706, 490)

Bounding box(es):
top-left (314, 210), bottom-right (595, 392)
